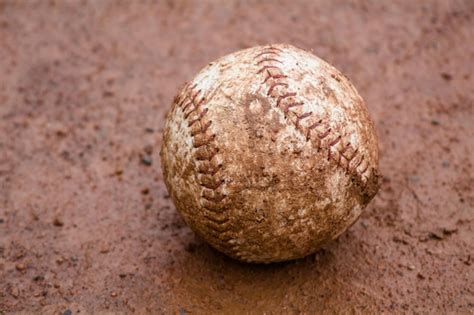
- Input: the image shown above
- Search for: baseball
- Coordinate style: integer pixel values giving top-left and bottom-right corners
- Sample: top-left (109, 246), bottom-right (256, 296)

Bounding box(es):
top-left (160, 44), bottom-right (380, 263)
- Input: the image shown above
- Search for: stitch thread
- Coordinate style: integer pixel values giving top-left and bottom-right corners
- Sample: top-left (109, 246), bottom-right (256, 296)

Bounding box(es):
top-left (202, 212), bottom-right (230, 224)
top-left (267, 82), bottom-right (288, 95)
top-left (345, 149), bottom-right (358, 172)
top-left (262, 46), bottom-right (284, 52)
top-left (257, 65), bottom-right (280, 74)
top-left (255, 51), bottom-right (280, 58)
top-left (318, 128), bottom-right (331, 139)
top-left (277, 92), bottom-right (296, 106)
top-left (254, 46), bottom-right (371, 183)
top-left (177, 84), bottom-right (233, 250)
top-left (263, 73), bottom-right (288, 83)
top-left (257, 58), bottom-right (282, 65)
top-left (191, 120), bottom-right (212, 136)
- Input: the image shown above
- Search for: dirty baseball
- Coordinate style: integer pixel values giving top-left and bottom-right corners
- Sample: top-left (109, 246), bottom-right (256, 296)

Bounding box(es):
top-left (161, 44), bottom-right (380, 263)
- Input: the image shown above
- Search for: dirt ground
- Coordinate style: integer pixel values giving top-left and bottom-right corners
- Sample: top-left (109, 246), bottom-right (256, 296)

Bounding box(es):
top-left (0, 0), bottom-right (473, 314)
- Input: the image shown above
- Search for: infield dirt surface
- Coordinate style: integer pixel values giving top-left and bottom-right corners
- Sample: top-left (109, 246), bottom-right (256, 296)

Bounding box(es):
top-left (0, 1), bottom-right (473, 313)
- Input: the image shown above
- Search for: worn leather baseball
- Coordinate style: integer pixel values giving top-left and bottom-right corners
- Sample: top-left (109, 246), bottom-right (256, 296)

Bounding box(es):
top-left (160, 44), bottom-right (380, 263)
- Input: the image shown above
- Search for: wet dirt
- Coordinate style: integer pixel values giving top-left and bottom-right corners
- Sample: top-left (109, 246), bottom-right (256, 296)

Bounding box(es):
top-left (0, 1), bottom-right (473, 313)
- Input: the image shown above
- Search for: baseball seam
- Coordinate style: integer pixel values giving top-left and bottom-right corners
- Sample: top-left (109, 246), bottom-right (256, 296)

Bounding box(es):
top-left (254, 46), bottom-right (371, 184)
top-left (176, 85), bottom-right (237, 252)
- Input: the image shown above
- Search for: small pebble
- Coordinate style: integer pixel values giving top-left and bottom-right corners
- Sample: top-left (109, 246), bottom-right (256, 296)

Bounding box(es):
top-left (428, 229), bottom-right (444, 240)
top-left (463, 255), bottom-right (471, 266)
top-left (11, 287), bottom-right (19, 297)
top-left (141, 155), bottom-right (152, 166)
top-left (111, 291), bottom-right (117, 297)
top-left (16, 263), bottom-right (26, 271)
top-left (100, 246), bottom-right (110, 254)
top-left (53, 217), bottom-right (64, 227)
top-left (440, 72), bottom-right (452, 81)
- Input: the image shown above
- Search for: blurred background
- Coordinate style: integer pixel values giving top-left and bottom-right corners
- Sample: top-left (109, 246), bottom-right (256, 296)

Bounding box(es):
top-left (0, 1), bottom-right (473, 313)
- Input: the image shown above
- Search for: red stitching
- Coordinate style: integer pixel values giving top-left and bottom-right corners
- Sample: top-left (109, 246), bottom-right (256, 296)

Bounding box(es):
top-left (295, 111), bottom-right (311, 130)
top-left (184, 107), bottom-right (196, 119)
top-left (205, 220), bottom-right (232, 233)
top-left (285, 102), bottom-right (304, 113)
top-left (264, 46), bottom-right (284, 53)
top-left (277, 92), bottom-right (296, 107)
top-left (297, 112), bottom-right (311, 119)
top-left (190, 120), bottom-right (212, 136)
top-left (254, 46), bottom-right (370, 184)
top-left (193, 134), bottom-right (216, 148)
top-left (188, 108), bottom-right (209, 127)
top-left (182, 101), bottom-right (193, 112)
top-left (202, 211), bottom-right (229, 223)
top-left (329, 136), bottom-right (341, 147)
top-left (191, 89), bottom-right (201, 103)
top-left (308, 120), bottom-right (322, 130)
top-left (327, 136), bottom-right (341, 161)
top-left (344, 149), bottom-right (358, 171)
top-left (255, 51), bottom-right (280, 58)
top-left (305, 120), bottom-right (322, 140)
top-left (195, 97), bottom-right (205, 108)
top-left (177, 85), bottom-right (234, 250)
top-left (346, 148), bottom-right (358, 163)
top-left (201, 177), bottom-right (225, 190)
top-left (257, 58), bottom-right (282, 65)
top-left (184, 94), bottom-right (205, 115)
top-left (201, 190), bottom-right (227, 202)
top-left (174, 94), bottom-right (183, 106)
top-left (198, 162), bottom-right (222, 176)
top-left (340, 143), bottom-right (350, 155)
top-left (210, 147), bottom-right (220, 159)
top-left (201, 199), bottom-right (226, 213)
top-left (318, 128), bottom-right (331, 139)
top-left (359, 161), bottom-right (368, 174)
top-left (210, 233), bottom-right (233, 242)
top-left (354, 154), bottom-right (365, 169)
top-left (257, 65), bottom-right (280, 74)
top-left (267, 82), bottom-right (288, 95)
top-left (263, 73), bottom-right (288, 83)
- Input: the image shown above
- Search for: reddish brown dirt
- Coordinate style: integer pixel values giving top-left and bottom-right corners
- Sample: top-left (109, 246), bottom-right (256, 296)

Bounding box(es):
top-left (0, 1), bottom-right (473, 314)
